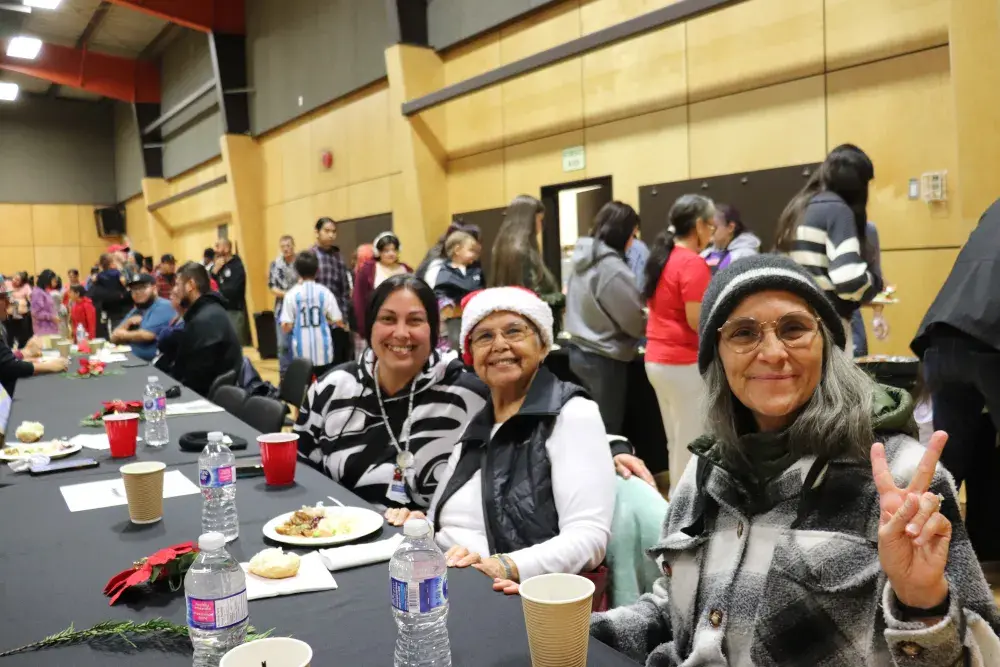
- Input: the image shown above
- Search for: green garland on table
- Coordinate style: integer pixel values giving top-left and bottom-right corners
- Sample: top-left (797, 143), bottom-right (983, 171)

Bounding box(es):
top-left (0, 618), bottom-right (273, 657)
top-left (63, 369), bottom-right (125, 380)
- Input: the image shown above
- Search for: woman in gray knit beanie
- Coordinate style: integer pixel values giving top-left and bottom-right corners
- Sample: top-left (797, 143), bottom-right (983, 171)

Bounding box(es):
top-left (591, 254), bottom-right (999, 666)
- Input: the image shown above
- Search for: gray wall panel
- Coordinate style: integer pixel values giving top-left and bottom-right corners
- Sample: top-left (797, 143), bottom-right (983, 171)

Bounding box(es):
top-left (247, 0), bottom-right (391, 135)
top-left (0, 96), bottom-right (115, 204)
top-left (114, 102), bottom-right (144, 202)
top-left (160, 28), bottom-right (222, 177)
top-left (428, 0), bottom-right (563, 50)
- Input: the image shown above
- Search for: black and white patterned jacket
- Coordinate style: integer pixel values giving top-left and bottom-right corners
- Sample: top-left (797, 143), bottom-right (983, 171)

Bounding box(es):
top-left (591, 435), bottom-right (1000, 666)
top-left (294, 348), bottom-right (488, 510)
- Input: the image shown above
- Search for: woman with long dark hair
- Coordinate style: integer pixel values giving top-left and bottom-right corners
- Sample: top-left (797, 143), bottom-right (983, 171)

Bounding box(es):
top-left (30, 269), bottom-right (60, 337)
top-left (775, 144), bottom-right (881, 353)
top-left (643, 194), bottom-right (714, 495)
top-left (700, 203), bottom-right (760, 274)
top-left (352, 232), bottom-right (412, 336)
top-left (489, 195), bottom-right (560, 300)
top-left (563, 201), bottom-right (646, 435)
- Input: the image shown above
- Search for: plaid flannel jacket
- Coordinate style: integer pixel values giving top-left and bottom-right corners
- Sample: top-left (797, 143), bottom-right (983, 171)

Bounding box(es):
top-left (592, 435), bottom-right (1000, 667)
top-left (311, 245), bottom-right (353, 329)
top-left (267, 255), bottom-right (298, 312)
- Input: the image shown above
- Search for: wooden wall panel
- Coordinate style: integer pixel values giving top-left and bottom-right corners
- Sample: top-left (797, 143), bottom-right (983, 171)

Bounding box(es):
top-left (173, 222), bottom-right (222, 267)
top-left (309, 103), bottom-right (351, 194)
top-left (825, 0), bottom-right (949, 71)
top-left (33, 246), bottom-right (80, 278)
top-left (443, 34), bottom-right (503, 158)
top-left (312, 188), bottom-right (349, 224)
top-left (503, 130), bottom-right (585, 201)
top-left (501, 3), bottom-right (583, 145)
top-left (279, 123), bottom-right (312, 203)
top-left (120, 197), bottom-right (152, 255)
top-left (77, 204), bottom-right (103, 247)
top-left (260, 137), bottom-right (285, 208)
top-left (580, 0), bottom-right (679, 33)
top-left (0, 246), bottom-right (34, 276)
top-left (448, 149), bottom-right (506, 214)
top-left (826, 48), bottom-right (960, 249)
top-left (0, 204), bottom-right (34, 246)
top-left (585, 107), bottom-right (689, 207)
top-left (348, 177), bottom-right (393, 220)
top-left (867, 247), bottom-right (959, 356)
top-left (687, 0), bottom-right (824, 102)
top-left (582, 24), bottom-right (686, 126)
top-left (80, 246), bottom-right (106, 272)
top-left (689, 76), bottom-right (826, 178)
top-left (346, 88), bottom-right (394, 184)
top-left (279, 197), bottom-right (315, 259)
top-left (32, 205), bottom-right (79, 247)
top-left (262, 205), bottom-right (284, 261)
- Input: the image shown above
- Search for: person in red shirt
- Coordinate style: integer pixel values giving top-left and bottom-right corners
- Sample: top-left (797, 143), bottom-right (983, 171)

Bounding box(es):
top-left (643, 194), bottom-right (715, 495)
top-left (67, 285), bottom-right (96, 340)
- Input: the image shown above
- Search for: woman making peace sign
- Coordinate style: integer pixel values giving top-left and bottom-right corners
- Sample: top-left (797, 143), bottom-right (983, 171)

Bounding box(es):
top-left (591, 255), bottom-right (999, 666)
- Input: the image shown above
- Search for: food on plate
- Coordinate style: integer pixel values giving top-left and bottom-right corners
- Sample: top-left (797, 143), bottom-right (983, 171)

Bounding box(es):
top-left (15, 421), bottom-right (44, 443)
top-left (274, 506), bottom-right (355, 538)
top-left (2, 440), bottom-right (73, 458)
top-left (248, 548), bottom-right (301, 579)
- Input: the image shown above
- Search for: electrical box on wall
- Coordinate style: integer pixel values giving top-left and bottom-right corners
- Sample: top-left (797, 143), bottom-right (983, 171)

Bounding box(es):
top-left (921, 171), bottom-right (948, 202)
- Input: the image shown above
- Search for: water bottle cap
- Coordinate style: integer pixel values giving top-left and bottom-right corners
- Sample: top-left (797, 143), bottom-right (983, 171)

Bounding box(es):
top-left (403, 518), bottom-right (431, 537)
top-left (147, 375), bottom-right (159, 383)
top-left (198, 532), bottom-right (225, 551)
top-left (207, 431), bottom-right (224, 442)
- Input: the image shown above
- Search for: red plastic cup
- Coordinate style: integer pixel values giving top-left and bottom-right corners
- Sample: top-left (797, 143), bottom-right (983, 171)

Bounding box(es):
top-left (104, 413), bottom-right (139, 458)
top-left (258, 433), bottom-right (299, 486)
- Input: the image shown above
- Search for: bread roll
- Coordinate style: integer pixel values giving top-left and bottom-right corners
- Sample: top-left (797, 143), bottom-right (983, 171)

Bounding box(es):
top-left (248, 548), bottom-right (301, 579)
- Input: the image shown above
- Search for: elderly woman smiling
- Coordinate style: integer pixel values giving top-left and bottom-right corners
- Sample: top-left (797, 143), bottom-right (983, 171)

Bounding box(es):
top-left (592, 255), bottom-right (1000, 666)
top-left (389, 287), bottom-right (622, 592)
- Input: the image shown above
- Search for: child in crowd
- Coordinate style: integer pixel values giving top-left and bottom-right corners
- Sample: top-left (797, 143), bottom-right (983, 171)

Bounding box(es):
top-left (280, 251), bottom-right (345, 378)
top-left (67, 285), bottom-right (96, 340)
top-left (433, 231), bottom-right (483, 352)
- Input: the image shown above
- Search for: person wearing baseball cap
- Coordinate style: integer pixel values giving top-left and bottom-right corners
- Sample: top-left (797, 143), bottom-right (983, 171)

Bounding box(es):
top-left (592, 254), bottom-right (1000, 664)
top-left (388, 287), bottom-right (652, 595)
top-left (109, 273), bottom-right (176, 361)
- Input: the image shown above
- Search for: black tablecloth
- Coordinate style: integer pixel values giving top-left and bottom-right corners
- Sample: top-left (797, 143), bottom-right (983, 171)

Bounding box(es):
top-left (0, 362), bottom-right (637, 666)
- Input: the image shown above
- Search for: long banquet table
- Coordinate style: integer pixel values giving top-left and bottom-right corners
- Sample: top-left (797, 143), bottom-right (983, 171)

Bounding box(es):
top-left (0, 358), bottom-right (637, 666)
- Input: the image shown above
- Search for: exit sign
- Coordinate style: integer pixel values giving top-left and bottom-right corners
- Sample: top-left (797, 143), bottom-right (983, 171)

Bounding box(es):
top-left (562, 146), bottom-right (586, 172)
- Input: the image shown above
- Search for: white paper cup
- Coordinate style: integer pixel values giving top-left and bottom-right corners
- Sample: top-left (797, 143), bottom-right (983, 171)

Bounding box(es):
top-left (220, 637), bottom-right (313, 667)
top-left (519, 573), bottom-right (595, 667)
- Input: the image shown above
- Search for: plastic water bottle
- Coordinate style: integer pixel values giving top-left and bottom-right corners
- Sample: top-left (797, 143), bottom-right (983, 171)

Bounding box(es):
top-left (184, 532), bottom-right (249, 667)
top-left (75, 323), bottom-right (87, 344)
top-left (199, 432), bottom-right (238, 542)
top-left (390, 518), bottom-right (451, 667)
top-left (142, 375), bottom-right (169, 447)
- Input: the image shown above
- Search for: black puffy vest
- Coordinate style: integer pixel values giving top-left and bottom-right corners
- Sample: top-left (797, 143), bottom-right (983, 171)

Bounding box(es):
top-left (433, 367), bottom-right (587, 554)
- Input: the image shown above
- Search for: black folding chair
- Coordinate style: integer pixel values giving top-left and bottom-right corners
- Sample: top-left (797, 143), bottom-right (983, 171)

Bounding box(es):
top-left (240, 396), bottom-right (286, 434)
top-left (207, 370), bottom-right (238, 402)
top-left (213, 385), bottom-right (248, 418)
top-left (280, 358), bottom-right (312, 410)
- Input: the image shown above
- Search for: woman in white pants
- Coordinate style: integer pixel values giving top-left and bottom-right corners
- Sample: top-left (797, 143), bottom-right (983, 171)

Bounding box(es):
top-left (642, 195), bottom-right (715, 495)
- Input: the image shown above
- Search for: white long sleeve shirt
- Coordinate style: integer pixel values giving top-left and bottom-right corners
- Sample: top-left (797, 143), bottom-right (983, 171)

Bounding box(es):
top-left (430, 396), bottom-right (616, 581)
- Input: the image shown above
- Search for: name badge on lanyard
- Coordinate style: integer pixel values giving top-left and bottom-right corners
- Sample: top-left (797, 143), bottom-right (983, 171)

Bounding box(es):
top-left (386, 466), bottom-right (410, 505)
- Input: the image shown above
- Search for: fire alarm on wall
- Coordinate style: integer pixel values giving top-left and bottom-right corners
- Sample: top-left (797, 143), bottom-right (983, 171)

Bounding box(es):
top-left (320, 150), bottom-right (334, 170)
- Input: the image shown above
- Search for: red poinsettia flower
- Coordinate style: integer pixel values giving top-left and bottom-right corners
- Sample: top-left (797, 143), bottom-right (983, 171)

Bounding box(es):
top-left (104, 542), bottom-right (198, 605)
top-left (77, 367), bottom-right (89, 376)
top-left (79, 358), bottom-right (90, 371)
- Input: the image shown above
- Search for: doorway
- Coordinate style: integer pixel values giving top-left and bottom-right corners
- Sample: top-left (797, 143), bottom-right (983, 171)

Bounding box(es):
top-left (539, 175), bottom-right (613, 290)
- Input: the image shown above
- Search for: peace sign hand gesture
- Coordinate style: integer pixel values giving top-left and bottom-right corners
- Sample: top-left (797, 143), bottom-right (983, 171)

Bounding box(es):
top-left (870, 431), bottom-right (952, 610)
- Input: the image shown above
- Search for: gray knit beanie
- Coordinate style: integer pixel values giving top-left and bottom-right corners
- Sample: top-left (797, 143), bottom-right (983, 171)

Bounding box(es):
top-left (697, 254), bottom-right (846, 374)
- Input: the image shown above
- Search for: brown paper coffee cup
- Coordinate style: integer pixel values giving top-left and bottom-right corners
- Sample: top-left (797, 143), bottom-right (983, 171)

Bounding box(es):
top-left (56, 340), bottom-right (71, 357)
top-left (120, 461), bottom-right (166, 524)
top-left (519, 573), bottom-right (595, 667)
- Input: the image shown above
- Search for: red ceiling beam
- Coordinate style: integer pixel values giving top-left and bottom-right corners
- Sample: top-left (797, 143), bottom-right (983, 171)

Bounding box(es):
top-left (0, 43), bottom-right (160, 103)
top-left (104, 0), bottom-right (245, 34)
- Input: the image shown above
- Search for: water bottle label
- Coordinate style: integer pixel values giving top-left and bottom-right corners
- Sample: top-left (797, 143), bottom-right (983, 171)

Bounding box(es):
top-left (143, 397), bottom-right (167, 411)
top-left (390, 576), bottom-right (448, 614)
top-left (186, 589), bottom-right (248, 630)
top-left (200, 465), bottom-right (234, 488)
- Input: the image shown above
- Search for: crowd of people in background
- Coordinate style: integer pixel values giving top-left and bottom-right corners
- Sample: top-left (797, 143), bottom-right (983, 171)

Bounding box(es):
top-left (2, 139), bottom-right (998, 663)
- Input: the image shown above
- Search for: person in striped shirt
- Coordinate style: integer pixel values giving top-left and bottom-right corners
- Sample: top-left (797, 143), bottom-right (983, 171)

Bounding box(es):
top-left (280, 251), bottom-right (345, 378)
top-left (775, 144), bottom-right (882, 354)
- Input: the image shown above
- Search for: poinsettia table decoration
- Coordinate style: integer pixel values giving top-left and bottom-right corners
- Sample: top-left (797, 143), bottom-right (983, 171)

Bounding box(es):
top-left (81, 400), bottom-right (145, 427)
top-left (104, 542), bottom-right (199, 605)
top-left (65, 357), bottom-right (123, 380)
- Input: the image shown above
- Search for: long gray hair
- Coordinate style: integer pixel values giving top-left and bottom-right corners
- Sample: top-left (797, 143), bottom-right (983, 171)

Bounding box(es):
top-left (703, 323), bottom-right (876, 466)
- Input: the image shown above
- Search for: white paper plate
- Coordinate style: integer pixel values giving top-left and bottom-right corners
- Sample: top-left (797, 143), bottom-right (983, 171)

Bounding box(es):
top-left (0, 440), bottom-right (82, 461)
top-left (263, 506), bottom-right (384, 547)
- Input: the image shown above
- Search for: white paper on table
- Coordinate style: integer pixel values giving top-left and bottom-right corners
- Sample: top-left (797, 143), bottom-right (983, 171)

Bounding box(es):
top-left (90, 352), bottom-right (129, 363)
top-left (165, 399), bottom-right (225, 417)
top-left (319, 533), bottom-right (404, 571)
top-left (240, 552), bottom-right (338, 600)
top-left (59, 469), bottom-right (200, 512)
top-left (69, 433), bottom-right (111, 450)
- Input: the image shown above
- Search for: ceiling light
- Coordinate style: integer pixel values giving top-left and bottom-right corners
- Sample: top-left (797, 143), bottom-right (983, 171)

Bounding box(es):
top-left (0, 83), bottom-right (19, 101)
top-left (23, 0), bottom-right (61, 8)
top-left (7, 36), bottom-right (42, 59)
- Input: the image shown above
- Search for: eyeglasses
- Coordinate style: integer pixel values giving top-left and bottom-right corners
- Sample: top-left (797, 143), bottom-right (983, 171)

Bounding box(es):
top-left (718, 311), bottom-right (820, 354)
top-left (469, 323), bottom-right (534, 350)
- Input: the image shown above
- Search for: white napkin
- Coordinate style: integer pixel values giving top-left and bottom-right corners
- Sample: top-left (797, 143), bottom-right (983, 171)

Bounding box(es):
top-left (7, 453), bottom-right (49, 473)
top-left (165, 400), bottom-right (225, 416)
top-left (319, 533), bottom-right (404, 571)
top-left (240, 552), bottom-right (337, 600)
top-left (69, 433), bottom-right (111, 450)
top-left (90, 352), bottom-right (128, 363)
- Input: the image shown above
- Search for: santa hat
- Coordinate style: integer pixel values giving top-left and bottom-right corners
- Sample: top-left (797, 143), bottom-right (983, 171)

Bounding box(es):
top-left (459, 287), bottom-right (554, 365)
